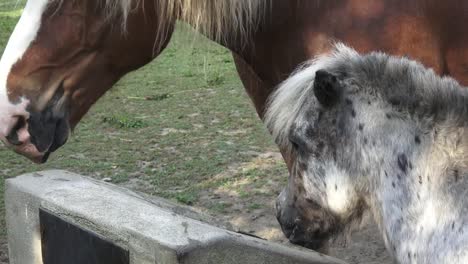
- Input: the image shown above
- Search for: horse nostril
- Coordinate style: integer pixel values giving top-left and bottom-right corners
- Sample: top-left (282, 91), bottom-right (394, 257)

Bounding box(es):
top-left (5, 116), bottom-right (27, 146)
top-left (278, 218), bottom-right (297, 239)
top-left (279, 223), bottom-right (293, 238)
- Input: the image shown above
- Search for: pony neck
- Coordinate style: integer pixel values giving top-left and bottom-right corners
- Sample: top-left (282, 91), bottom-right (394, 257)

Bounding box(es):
top-left (369, 124), bottom-right (468, 263)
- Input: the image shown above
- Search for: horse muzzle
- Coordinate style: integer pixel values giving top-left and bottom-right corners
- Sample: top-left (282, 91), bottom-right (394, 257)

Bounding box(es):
top-left (276, 189), bottom-right (332, 253)
top-left (283, 223), bottom-right (330, 252)
top-left (2, 105), bottom-right (70, 164)
top-left (276, 209), bottom-right (330, 252)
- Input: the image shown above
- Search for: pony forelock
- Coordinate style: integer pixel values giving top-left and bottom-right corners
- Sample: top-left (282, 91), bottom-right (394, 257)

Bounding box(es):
top-left (265, 43), bottom-right (468, 152)
top-left (264, 44), bottom-right (359, 150)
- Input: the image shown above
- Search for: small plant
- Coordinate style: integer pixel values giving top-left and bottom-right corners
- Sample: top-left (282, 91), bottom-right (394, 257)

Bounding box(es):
top-left (102, 115), bottom-right (147, 129)
top-left (145, 93), bottom-right (170, 101)
top-left (111, 174), bottom-right (129, 184)
top-left (210, 202), bottom-right (232, 213)
top-left (182, 71), bottom-right (196, 78)
top-left (175, 192), bottom-right (197, 205)
top-left (206, 72), bottom-right (226, 86)
top-left (238, 189), bottom-right (249, 199)
top-left (248, 203), bottom-right (263, 210)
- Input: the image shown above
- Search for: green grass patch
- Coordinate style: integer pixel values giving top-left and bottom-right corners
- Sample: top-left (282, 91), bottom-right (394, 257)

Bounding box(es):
top-left (0, 9), bottom-right (22, 18)
top-left (110, 173), bottom-right (129, 184)
top-left (102, 115), bottom-right (147, 129)
top-left (238, 189), bottom-right (250, 199)
top-left (209, 201), bottom-right (232, 214)
top-left (206, 71), bottom-right (226, 86)
top-left (175, 191), bottom-right (198, 205)
top-left (248, 203), bottom-right (263, 210)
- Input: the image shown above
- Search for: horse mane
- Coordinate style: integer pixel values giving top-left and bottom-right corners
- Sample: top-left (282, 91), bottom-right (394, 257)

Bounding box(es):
top-left (54, 0), bottom-right (268, 43)
top-left (265, 43), bottom-right (468, 149)
top-left (175, 0), bottom-right (268, 43)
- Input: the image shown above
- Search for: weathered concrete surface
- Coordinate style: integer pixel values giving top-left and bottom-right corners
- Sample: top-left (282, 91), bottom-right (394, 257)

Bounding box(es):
top-left (5, 170), bottom-right (347, 264)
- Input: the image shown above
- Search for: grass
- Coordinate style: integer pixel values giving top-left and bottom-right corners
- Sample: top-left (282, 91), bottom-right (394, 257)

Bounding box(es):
top-left (102, 115), bottom-right (148, 129)
top-left (0, 4), bottom-right (288, 247)
top-left (175, 191), bottom-right (198, 205)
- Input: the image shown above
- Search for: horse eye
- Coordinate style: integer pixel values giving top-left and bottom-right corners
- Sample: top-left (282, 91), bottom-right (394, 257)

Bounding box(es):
top-left (290, 140), bottom-right (300, 150)
top-left (288, 133), bottom-right (303, 150)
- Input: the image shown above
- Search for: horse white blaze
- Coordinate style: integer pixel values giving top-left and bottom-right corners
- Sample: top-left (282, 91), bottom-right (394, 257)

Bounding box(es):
top-left (0, 0), bottom-right (49, 140)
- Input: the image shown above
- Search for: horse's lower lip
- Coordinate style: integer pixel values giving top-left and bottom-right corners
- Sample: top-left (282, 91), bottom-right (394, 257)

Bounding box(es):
top-left (21, 150), bottom-right (50, 164)
top-left (12, 142), bottom-right (47, 164)
top-left (32, 152), bottom-right (51, 164)
top-left (8, 125), bottom-right (68, 163)
top-left (30, 154), bottom-right (48, 164)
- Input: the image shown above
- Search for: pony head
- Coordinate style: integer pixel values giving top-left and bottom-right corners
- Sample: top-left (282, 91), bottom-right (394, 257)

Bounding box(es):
top-left (269, 57), bottom-right (368, 251)
top-left (266, 44), bottom-right (468, 254)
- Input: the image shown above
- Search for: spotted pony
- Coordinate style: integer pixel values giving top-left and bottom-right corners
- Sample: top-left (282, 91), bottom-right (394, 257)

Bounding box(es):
top-left (265, 44), bottom-right (468, 264)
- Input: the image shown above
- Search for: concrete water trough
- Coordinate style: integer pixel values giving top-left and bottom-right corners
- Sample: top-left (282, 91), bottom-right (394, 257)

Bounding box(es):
top-left (5, 170), bottom-right (347, 264)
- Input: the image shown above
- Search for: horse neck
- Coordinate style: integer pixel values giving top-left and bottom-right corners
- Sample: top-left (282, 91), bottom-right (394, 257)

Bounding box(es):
top-left (174, 0), bottom-right (274, 53)
top-left (368, 122), bottom-right (468, 263)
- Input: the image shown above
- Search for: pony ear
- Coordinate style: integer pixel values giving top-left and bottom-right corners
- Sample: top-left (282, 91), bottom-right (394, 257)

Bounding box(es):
top-left (313, 70), bottom-right (342, 107)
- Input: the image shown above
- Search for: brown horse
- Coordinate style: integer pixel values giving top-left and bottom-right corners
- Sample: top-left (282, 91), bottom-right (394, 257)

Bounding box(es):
top-left (1, 0), bottom-right (468, 164)
top-left (1, 0), bottom-right (467, 250)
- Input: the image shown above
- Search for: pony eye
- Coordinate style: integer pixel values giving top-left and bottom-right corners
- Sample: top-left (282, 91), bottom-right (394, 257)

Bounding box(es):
top-left (288, 132), bottom-right (310, 154)
top-left (288, 134), bottom-right (301, 150)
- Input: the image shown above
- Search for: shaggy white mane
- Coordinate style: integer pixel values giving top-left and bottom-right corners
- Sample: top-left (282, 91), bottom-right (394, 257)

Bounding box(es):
top-left (264, 44), bottom-right (359, 149)
top-left (265, 43), bottom-right (468, 150)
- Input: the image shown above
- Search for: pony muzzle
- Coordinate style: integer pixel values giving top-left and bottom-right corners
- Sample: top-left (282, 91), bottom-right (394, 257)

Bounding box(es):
top-left (276, 188), bottom-right (333, 253)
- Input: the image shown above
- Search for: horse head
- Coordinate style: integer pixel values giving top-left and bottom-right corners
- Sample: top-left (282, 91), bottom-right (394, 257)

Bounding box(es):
top-left (270, 65), bottom-right (369, 252)
top-left (0, 0), bottom-right (266, 163)
top-left (0, 0), bottom-right (171, 163)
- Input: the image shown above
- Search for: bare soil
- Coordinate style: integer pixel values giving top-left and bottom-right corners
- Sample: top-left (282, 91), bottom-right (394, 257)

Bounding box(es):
top-left (189, 153), bottom-right (393, 264)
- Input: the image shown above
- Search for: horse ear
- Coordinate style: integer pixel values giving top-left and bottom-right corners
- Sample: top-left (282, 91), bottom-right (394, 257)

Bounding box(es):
top-left (313, 70), bottom-right (342, 108)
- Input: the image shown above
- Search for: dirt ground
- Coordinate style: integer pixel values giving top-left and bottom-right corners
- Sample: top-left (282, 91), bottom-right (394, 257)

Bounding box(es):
top-left (189, 154), bottom-right (393, 264)
top-left (199, 194), bottom-right (393, 264)
top-left (172, 171), bottom-right (392, 264)
top-left (120, 152), bottom-right (393, 264)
